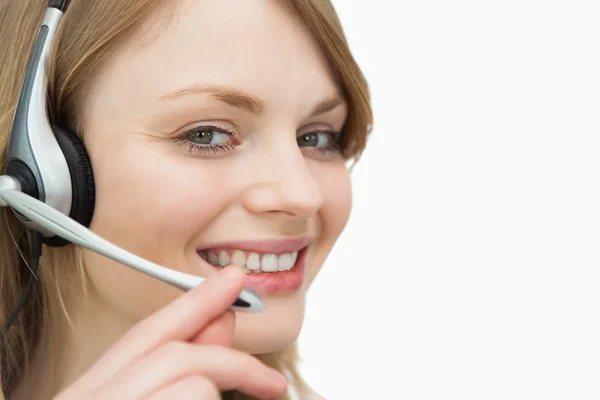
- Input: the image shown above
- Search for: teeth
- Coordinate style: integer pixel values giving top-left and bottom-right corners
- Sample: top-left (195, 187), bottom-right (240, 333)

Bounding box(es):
top-left (246, 253), bottom-right (261, 271)
top-left (291, 251), bottom-right (298, 265)
top-left (230, 250), bottom-right (246, 267)
top-left (208, 253), bottom-right (218, 266)
top-left (200, 249), bottom-right (300, 273)
top-left (218, 251), bottom-right (230, 267)
top-left (278, 253), bottom-right (293, 271)
top-left (261, 254), bottom-right (278, 272)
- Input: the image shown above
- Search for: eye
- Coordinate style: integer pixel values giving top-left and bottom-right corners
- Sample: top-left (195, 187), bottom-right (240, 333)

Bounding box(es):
top-left (174, 125), bottom-right (239, 156)
top-left (297, 131), bottom-right (343, 156)
top-left (187, 127), bottom-right (232, 145)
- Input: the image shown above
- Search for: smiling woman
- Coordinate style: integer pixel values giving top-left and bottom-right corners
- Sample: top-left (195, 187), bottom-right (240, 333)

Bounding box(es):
top-left (0, 0), bottom-right (372, 399)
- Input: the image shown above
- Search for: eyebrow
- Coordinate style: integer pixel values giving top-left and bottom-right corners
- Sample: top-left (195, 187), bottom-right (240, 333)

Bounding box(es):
top-left (310, 96), bottom-right (346, 118)
top-left (161, 84), bottom-right (265, 114)
top-left (160, 83), bottom-right (345, 117)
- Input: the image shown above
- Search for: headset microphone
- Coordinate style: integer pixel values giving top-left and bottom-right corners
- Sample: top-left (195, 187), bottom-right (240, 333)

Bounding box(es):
top-left (0, 0), bottom-right (263, 331)
top-left (0, 177), bottom-right (262, 312)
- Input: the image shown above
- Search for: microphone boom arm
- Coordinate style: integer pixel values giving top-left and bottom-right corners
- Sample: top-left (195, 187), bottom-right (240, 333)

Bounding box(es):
top-left (0, 175), bottom-right (263, 313)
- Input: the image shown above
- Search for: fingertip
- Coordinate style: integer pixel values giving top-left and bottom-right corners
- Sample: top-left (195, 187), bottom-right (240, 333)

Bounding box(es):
top-left (217, 266), bottom-right (247, 283)
top-left (277, 378), bottom-right (289, 397)
top-left (268, 369), bottom-right (289, 397)
top-left (250, 369), bottom-right (288, 400)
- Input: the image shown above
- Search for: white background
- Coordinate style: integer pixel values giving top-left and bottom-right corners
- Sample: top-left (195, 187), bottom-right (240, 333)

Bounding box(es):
top-left (299, 1), bottom-right (600, 399)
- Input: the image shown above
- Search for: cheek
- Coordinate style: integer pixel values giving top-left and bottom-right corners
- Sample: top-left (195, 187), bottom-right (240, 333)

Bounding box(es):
top-left (90, 147), bottom-right (230, 253)
top-left (82, 144), bottom-right (234, 319)
top-left (322, 164), bottom-right (353, 234)
top-left (308, 162), bottom-right (352, 283)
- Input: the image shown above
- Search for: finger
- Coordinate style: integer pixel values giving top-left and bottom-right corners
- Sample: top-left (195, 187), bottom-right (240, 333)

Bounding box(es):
top-left (74, 267), bottom-right (247, 391)
top-left (191, 310), bottom-right (235, 346)
top-left (95, 343), bottom-right (287, 400)
top-left (144, 375), bottom-right (220, 400)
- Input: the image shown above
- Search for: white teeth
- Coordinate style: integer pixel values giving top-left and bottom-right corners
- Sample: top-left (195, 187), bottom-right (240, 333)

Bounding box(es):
top-left (261, 254), bottom-right (279, 272)
top-left (218, 251), bottom-right (230, 267)
top-left (246, 253), bottom-right (261, 271)
top-left (201, 249), bottom-right (300, 272)
top-left (291, 251), bottom-right (298, 265)
top-left (230, 250), bottom-right (246, 267)
top-left (278, 253), bottom-right (293, 271)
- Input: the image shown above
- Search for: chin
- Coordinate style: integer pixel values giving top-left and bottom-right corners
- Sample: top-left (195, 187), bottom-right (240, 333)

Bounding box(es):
top-left (232, 290), bottom-right (307, 354)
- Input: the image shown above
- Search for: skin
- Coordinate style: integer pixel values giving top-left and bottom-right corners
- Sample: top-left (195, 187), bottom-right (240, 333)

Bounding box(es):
top-left (18, 0), bottom-right (352, 396)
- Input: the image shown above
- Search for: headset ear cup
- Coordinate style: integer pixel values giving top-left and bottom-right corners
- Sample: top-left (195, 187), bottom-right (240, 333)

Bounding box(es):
top-left (43, 125), bottom-right (96, 247)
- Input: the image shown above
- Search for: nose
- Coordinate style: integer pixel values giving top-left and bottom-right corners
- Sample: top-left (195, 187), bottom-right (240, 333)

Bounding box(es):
top-left (242, 145), bottom-right (325, 219)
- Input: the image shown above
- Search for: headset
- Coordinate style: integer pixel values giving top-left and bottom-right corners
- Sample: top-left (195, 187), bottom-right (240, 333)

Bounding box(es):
top-left (0, 0), bottom-right (263, 335)
top-left (4, 0), bottom-right (92, 245)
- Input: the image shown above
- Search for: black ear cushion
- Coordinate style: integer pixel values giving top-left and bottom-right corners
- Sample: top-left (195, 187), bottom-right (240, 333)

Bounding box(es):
top-left (44, 125), bottom-right (95, 246)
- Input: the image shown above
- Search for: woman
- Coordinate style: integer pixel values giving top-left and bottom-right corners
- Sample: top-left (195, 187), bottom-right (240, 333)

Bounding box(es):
top-left (0, 0), bottom-right (372, 398)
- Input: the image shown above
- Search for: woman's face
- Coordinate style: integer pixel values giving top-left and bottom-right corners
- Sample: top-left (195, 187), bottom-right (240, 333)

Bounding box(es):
top-left (80, 0), bottom-right (351, 354)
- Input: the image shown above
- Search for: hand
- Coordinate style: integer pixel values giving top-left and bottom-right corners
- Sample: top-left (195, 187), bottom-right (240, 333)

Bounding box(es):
top-left (54, 267), bottom-right (286, 400)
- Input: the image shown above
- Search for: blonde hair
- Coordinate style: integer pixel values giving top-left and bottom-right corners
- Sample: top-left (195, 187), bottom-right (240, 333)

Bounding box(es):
top-left (0, 0), bottom-right (372, 398)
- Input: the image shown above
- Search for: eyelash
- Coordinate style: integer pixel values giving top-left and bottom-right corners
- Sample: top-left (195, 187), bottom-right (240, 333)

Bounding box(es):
top-left (297, 131), bottom-right (343, 156)
top-left (173, 125), bottom-right (343, 157)
top-left (173, 125), bottom-right (238, 156)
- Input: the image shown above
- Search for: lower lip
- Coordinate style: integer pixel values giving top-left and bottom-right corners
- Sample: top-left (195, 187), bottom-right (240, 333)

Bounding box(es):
top-left (200, 249), bottom-right (307, 294)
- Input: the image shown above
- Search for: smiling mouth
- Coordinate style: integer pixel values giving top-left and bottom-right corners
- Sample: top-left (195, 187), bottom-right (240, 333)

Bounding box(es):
top-left (197, 247), bottom-right (305, 273)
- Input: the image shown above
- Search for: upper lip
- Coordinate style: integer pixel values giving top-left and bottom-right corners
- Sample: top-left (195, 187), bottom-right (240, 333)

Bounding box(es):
top-left (197, 236), bottom-right (314, 254)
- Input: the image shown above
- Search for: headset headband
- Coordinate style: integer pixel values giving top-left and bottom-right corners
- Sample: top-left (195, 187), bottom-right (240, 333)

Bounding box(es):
top-left (50, 0), bottom-right (71, 11)
top-left (4, 0), bottom-right (95, 246)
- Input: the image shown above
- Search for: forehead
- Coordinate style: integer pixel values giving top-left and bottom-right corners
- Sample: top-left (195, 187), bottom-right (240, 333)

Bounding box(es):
top-left (93, 0), bottom-right (340, 114)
